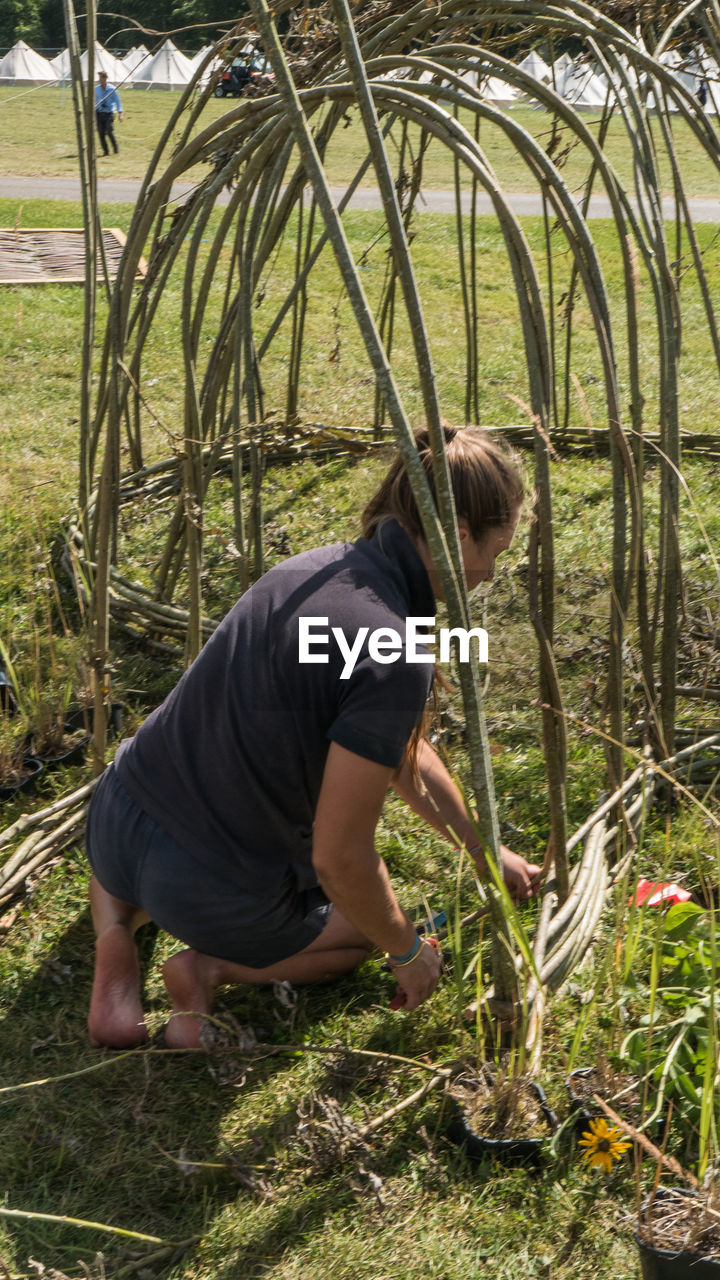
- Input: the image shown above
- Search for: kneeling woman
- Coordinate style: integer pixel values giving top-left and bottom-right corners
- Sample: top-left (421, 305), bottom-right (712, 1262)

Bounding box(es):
top-left (86, 426), bottom-right (541, 1049)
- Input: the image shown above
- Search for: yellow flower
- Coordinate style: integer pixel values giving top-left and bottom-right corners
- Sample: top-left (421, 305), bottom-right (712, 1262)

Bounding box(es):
top-left (578, 1117), bottom-right (632, 1173)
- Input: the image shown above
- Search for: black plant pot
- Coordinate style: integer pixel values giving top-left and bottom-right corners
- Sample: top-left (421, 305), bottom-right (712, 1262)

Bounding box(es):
top-left (0, 755), bottom-right (44, 802)
top-left (446, 1079), bottom-right (558, 1168)
top-left (566, 1066), bottom-right (604, 1138)
top-left (32, 728), bottom-right (90, 770)
top-left (567, 1066), bottom-right (666, 1144)
top-left (0, 668), bottom-right (17, 716)
top-left (566, 1066), bottom-right (596, 1104)
top-left (65, 702), bottom-right (126, 742)
top-left (635, 1189), bottom-right (720, 1279)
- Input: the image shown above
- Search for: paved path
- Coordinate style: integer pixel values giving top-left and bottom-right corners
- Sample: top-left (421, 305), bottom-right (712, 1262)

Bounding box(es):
top-left (2, 174), bottom-right (720, 221)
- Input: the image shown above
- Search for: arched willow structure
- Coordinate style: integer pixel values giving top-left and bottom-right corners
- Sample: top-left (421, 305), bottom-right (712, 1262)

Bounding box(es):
top-left (52, 0), bottom-right (720, 1040)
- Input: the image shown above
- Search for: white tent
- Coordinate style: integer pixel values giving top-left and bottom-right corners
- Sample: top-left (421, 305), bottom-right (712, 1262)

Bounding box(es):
top-left (556, 61), bottom-right (609, 108)
top-left (517, 50), bottom-right (551, 84)
top-left (612, 50), bottom-right (673, 110)
top-left (658, 46), bottom-right (696, 93)
top-left (550, 51), bottom-right (575, 84)
top-left (122, 44), bottom-right (151, 74)
top-left (374, 64), bottom-right (414, 82)
top-left (687, 46), bottom-right (720, 81)
top-left (131, 38), bottom-right (193, 90)
top-left (456, 59), bottom-right (519, 103)
top-left (635, 47), bottom-right (701, 112)
top-left (189, 44), bottom-right (214, 71)
top-left (457, 62), bottom-right (479, 91)
top-left (658, 46), bottom-right (719, 111)
top-left (51, 47), bottom-right (70, 79)
top-left (0, 39), bottom-right (57, 85)
top-left (481, 74), bottom-right (520, 105)
top-left (614, 52), bottom-right (645, 99)
top-left (689, 49), bottom-right (720, 112)
top-left (658, 48), bottom-right (688, 76)
top-left (80, 41), bottom-right (126, 82)
top-left (51, 41), bottom-right (126, 84)
top-left (409, 66), bottom-right (459, 104)
top-left (415, 67), bottom-right (448, 84)
top-left (188, 44), bottom-right (222, 85)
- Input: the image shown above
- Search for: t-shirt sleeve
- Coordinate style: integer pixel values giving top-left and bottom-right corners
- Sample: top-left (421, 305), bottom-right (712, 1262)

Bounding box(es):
top-left (327, 654), bottom-right (433, 769)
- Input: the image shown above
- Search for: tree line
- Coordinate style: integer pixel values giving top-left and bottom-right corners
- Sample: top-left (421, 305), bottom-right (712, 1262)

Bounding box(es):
top-left (0, 0), bottom-right (249, 54)
top-left (0, 0), bottom-right (705, 69)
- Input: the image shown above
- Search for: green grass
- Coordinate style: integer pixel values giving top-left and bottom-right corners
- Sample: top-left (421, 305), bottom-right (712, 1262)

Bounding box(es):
top-left (0, 85), bottom-right (228, 182)
top-left (1, 86), bottom-right (720, 201)
top-left (2, 790), bottom-right (713, 1277)
top-left (0, 850), bottom-right (646, 1280)
top-left (0, 109), bottom-right (719, 1273)
top-left (0, 421), bottom-right (717, 1278)
top-left (4, 196), bottom-right (714, 526)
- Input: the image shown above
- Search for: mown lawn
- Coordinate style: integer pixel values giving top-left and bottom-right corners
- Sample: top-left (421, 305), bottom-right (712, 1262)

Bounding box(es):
top-left (0, 138), bottom-right (718, 1276)
top-left (1, 85), bottom-right (720, 200)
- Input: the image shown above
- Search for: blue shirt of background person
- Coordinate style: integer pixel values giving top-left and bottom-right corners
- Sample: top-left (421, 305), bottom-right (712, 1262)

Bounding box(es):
top-left (95, 79), bottom-right (122, 113)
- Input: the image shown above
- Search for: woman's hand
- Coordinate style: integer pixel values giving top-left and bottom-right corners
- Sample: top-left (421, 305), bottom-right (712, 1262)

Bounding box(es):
top-left (499, 845), bottom-right (542, 902)
top-left (392, 741), bottom-right (542, 905)
top-left (388, 937), bottom-right (442, 1011)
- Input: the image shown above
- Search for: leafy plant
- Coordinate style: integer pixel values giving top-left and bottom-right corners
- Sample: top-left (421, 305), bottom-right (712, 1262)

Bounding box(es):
top-left (0, 636), bottom-right (76, 755)
top-left (25, 677), bottom-right (76, 759)
top-left (0, 518), bottom-right (92, 764)
top-left (0, 714), bottom-right (28, 790)
top-left (620, 901), bottom-right (720, 1174)
top-left (450, 1064), bottom-right (551, 1140)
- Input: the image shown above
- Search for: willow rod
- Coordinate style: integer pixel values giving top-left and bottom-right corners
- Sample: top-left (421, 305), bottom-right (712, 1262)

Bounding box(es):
top-left (253, 0), bottom-right (526, 1009)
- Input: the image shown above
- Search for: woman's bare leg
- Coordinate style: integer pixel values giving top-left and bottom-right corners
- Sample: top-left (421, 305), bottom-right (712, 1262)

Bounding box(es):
top-left (162, 911), bottom-right (371, 1050)
top-left (88, 875), bottom-right (151, 1048)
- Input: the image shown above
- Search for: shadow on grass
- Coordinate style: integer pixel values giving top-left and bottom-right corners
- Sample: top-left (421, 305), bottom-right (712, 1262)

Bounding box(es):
top-left (0, 892), bottom-right (637, 1280)
top-left (0, 896), bottom-right (453, 1276)
top-left (0, 907), bottom-right (263, 1272)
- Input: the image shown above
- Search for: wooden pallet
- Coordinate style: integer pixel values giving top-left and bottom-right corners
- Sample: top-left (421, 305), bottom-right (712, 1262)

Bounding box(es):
top-left (0, 227), bottom-right (146, 284)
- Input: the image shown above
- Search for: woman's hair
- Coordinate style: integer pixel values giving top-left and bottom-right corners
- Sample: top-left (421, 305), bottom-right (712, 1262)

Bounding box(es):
top-left (366, 425), bottom-right (523, 786)
top-left (362, 424), bottom-right (523, 543)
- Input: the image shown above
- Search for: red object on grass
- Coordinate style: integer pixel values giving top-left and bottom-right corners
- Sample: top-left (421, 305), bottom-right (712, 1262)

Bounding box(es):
top-left (631, 877), bottom-right (692, 907)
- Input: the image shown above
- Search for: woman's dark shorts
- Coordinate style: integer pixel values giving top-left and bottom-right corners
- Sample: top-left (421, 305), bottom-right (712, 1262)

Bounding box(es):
top-left (86, 764), bottom-right (331, 968)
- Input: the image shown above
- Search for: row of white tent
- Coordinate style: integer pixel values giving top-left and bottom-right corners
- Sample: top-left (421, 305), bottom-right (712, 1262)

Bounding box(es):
top-left (0, 37), bottom-right (717, 107)
top-left (492, 47), bottom-right (719, 111)
top-left (394, 47), bottom-right (720, 112)
top-left (0, 38), bottom-right (219, 90)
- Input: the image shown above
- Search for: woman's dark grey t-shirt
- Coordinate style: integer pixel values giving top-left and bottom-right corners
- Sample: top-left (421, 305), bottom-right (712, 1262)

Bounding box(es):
top-left (114, 520), bottom-right (435, 905)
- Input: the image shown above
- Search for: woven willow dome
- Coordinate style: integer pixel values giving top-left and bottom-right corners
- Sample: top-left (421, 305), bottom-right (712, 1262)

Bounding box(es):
top-left (61, 0), bottom-right (720, 1033)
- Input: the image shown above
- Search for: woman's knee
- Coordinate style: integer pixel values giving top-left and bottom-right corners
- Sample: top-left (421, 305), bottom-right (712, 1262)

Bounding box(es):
top-left (303, 907), bottom-right (372, 954)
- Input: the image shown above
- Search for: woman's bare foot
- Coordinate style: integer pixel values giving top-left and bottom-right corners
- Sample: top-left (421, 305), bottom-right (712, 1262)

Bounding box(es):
top-left (88, 923), bottom-right (148, 1048)
top-left (162, 949), bottom-right (218, 1050)
top-left (161, 918), bottom-right (371, 1050)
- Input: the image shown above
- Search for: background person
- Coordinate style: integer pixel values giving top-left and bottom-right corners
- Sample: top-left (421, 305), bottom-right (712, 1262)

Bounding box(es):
top-left (95, 70), bottom-right (123, 156)
top-left (85, 426), bottom-right (541, 1050)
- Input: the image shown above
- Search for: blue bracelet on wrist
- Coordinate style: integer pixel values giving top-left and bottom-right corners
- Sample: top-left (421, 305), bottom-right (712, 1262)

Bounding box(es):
top-left (388, 932), bottom-right (422, 965)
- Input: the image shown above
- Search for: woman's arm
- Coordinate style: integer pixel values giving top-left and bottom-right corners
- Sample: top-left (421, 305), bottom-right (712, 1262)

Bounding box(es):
top-left (312, 742), bottom-right (441, 1010)
top-left (391, 737), bottom-right (541, 901)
